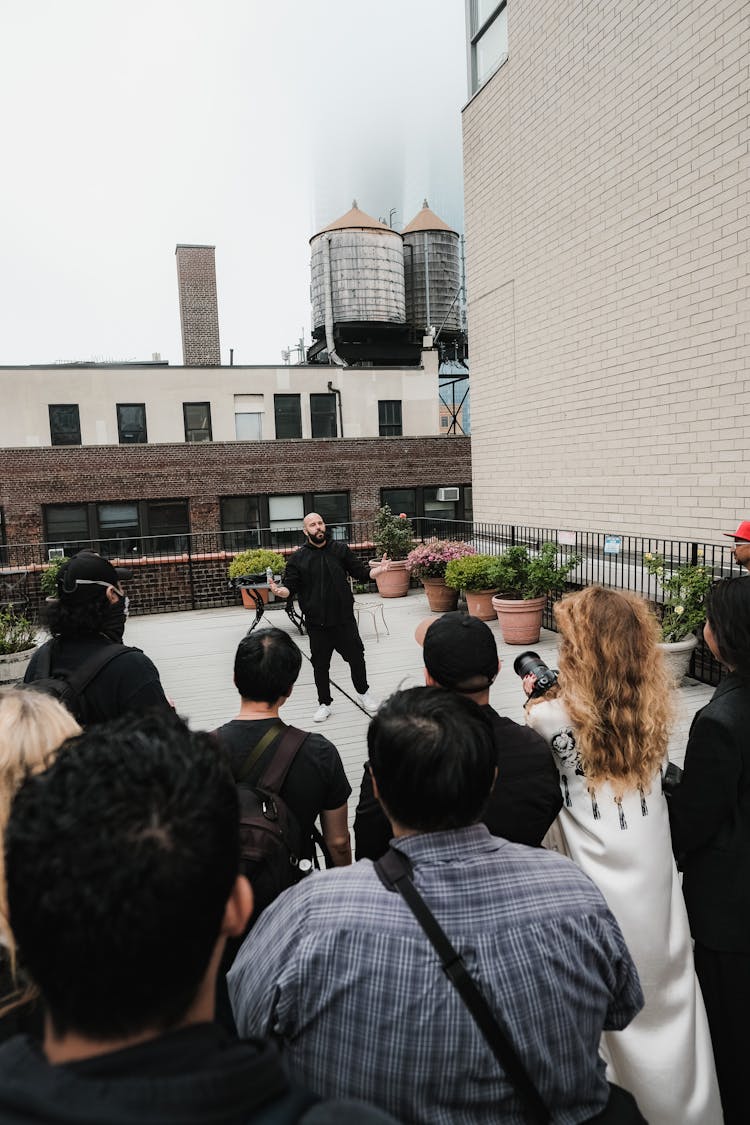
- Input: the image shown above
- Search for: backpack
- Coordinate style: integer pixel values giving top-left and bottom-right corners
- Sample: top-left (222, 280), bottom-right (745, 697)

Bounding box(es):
top-left (23, 638), bottom-right (132, 725)
top-left (231, 720), bottom-right (325, 918)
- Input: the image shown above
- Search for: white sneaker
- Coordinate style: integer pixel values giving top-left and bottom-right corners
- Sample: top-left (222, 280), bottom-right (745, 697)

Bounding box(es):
top-left (357, 691), bottom-right (380, 716)
top-left (314, 703), bottom-right (333, 723)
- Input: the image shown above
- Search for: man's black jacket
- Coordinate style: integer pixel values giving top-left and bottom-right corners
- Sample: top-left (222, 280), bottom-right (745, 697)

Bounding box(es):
top-left (283, 539), bottom-right (372, 627)
top-left (354, 703), bottom-right (563, 859)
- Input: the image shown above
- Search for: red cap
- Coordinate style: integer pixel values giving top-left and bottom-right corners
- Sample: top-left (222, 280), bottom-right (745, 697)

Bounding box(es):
top-left (724, 520), bottom-right (750, 542)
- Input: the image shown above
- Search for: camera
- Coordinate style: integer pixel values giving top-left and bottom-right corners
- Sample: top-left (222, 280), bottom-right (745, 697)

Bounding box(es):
top-left (513, 651), bottom-right (559, 700)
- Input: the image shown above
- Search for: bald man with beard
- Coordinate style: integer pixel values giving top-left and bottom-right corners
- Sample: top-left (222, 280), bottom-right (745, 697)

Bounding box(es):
top-left (269, 513), bottom-right (387, 722)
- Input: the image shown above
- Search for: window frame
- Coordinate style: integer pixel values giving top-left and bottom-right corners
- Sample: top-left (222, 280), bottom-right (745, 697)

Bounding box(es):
top-left (183, 401), bottom-right (213, 443)
top-left (378, 399), bottom-right (403, 437)
top-left (310, 393), bottom-right (338, 439)
top-left (468, 0), bottom-right (508, 94)
top-left (116, 403), bottom-right (148, 444)
top-left (43, 499), bottom-right (190, 556)
top-left (48, 404), bottom-right (82, 446)
top-left (274, 393), bottom-right (303, 439)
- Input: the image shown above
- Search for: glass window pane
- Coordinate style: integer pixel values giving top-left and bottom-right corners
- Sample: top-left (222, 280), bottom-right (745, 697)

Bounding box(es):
top-left (475, 7), bottom-right (507, 88)
top-left (184, 402), bottom-right (212, 442)
top-left (145, 500), bottom-right (189, 553)
top-left (476, 0), bottom-right (502, 31)
top-left (49, 404), bottom-right (81, 446)
top-left (313, 492), bottom-right (350, 538)
top-left (378, 400), bottom-right (402, 437)
top-left (117, 403), bottom-right (147, 444)
top-left (221, 496), bottom-right (261, 549)
top-left (45, 505), bottom-right (90, 544)
top-left (235, 413), bottom-right (263, 440)
top-left (381, 489), bottom-right (417, 519)
top-left (274, 394), bottom-right (302, 439)
top-left (269, 495), bottom-right (304, 523)
top-left (310, 393), bottom-right (338, 438)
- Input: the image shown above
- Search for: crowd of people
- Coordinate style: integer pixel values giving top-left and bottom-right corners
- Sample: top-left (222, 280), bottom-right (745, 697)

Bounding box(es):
top-left (0, 542), bottom-right (747, 1124)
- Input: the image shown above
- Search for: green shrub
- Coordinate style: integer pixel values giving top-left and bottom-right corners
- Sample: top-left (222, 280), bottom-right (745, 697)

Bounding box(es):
top-left (227, 549), bottom-right (286, 580)
top-left (444, 554), bottom-right (500, 592)
top-left (372, 504), bottom-right (414, 561)
top-left (492, 543), bottom-right (581, 600)
top-left (40, 556), bottom-right (66, 598)
top-left (0, 609), bottom-right (37, 656)
top-left (644, 552), bottom-right (713, 642)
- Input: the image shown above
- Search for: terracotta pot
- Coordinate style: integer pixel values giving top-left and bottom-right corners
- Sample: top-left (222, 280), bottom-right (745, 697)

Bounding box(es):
top-left (492, 595), bottom-right (547, 644)
top-left (464, 589), bottom-right (498, 621)
top-left (373, 559), bottom-right (411, 598)
top-left (240, 586), bottom-right (270, 609)
top-left (422, 578), bottom-right (459, 613)
top-left (657, 634), bottom-right (698, 685)
top-left (0, 646), bottom-right (37, 686)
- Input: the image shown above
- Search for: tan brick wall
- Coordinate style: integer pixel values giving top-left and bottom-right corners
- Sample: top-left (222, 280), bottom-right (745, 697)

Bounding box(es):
top-left (175, 245), bottom-right (221, 366)
top-left (462, 0), bottom-right (750, 545)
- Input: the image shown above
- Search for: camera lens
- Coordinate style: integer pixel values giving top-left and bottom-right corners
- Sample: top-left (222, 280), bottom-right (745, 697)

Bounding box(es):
top-left (513, 651), bottom-right (544, 679)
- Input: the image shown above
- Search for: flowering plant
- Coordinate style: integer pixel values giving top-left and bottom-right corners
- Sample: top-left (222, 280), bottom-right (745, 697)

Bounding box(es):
top-left (372, 504), bottom-right (414, 561)
top-left (406, 539), bottom-right (477, 581)
top-left (644, 552), bottom-right (713, 643)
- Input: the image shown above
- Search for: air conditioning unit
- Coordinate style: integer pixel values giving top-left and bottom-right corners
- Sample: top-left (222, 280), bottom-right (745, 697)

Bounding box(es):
top-left (437, 487), bottom-right (460, 502)
top-left (48, 548), bottom-right (65, 560)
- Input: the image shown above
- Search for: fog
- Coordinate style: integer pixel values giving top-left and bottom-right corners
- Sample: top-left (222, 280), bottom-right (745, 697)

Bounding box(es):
top-left (0, 0), bottom-right (466, 366)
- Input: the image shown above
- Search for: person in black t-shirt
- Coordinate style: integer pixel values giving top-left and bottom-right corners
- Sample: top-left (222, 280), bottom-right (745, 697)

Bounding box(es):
top-left (24, 551), bottom-right (171, 725)
top-left (213, 627), bottom-right (352, 867)
top-left (354, 611), bottom-right (562, 860)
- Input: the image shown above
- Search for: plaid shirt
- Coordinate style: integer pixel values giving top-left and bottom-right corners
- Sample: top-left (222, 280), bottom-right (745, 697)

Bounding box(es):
top-left (229, 825), bottom-right (642, 1125)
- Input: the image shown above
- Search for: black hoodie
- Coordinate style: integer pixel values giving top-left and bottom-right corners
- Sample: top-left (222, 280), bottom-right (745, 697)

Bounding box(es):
top-left (282, 539), bottom-right (371, 627)
top-left (0, 1024), bottom-right (398, 1124)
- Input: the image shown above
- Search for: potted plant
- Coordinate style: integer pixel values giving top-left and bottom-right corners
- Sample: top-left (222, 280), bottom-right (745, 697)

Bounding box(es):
top-left (0, 608), bottom-right (38, 685)
top-left (228, 549), bottom-right (286, 609)
top-left (406, 540), bottom-right (477, 613)
top-left (444, 554), bottom-right (501, 620)
top-left (371, 505), bottom-right (414, 598)
top-left (40, 556), bottom-right (66, 599)
top-left (644, 552), bottom-right (713, 682)
top-left (491, 543), bottom-right (581, 644)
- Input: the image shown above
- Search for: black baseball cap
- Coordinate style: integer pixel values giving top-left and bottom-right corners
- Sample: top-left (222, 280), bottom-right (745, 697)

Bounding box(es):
top-left (422, 611), bottom-right (498, 690)
top-left (57, 551), bottom-right (132, 598)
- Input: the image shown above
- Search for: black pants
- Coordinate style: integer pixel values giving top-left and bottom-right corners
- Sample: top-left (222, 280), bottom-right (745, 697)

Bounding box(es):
top-left (693, 941), bottom-right (750, 1125)
top-left (307, 619), bottom-right (368, 704)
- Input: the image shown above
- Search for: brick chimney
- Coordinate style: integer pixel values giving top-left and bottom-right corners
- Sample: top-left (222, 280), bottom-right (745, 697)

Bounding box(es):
top-left (175, 244), bottom-right (221, 366)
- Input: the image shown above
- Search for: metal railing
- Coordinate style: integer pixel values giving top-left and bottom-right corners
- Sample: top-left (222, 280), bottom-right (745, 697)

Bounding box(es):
top-left (2, 519), bottom-right (741, 686)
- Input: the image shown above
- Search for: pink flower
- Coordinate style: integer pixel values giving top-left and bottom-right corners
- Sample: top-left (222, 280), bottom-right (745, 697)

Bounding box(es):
top-left (399, 513), bottom-right (407, 519)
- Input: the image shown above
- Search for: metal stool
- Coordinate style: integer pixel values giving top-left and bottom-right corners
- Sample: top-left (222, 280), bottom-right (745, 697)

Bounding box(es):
top-left (354, 599), bottom-right (389, 642)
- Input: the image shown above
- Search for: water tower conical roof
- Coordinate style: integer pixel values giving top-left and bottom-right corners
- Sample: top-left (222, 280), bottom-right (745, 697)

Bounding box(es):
top-left (311, 200), bottom-right (396, 241)
top-left (402, 199), bottom-right (457, 235)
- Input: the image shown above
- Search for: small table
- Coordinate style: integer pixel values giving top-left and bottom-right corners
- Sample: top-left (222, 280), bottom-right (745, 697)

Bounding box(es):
top-left (228, 576), bottom-right (305, 636)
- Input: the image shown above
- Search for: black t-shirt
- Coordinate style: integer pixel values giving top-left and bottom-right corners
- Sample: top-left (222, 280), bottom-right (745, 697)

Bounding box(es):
top-left (213, 719), bottom-right (351, 857)
top-left (24, 637), bottom-right (171, 726)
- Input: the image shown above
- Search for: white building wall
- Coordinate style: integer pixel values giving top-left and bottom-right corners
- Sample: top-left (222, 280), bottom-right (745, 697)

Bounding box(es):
top-left (463, 0), bottom-right (750, 545)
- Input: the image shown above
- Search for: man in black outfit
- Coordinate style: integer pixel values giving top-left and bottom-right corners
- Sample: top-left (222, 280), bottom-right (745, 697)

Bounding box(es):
top-left (0, 712), bottom-right (397, 1125)
top-left (269, 512), bottom-right (387, 722)
top-left (354, 611), bottom-right (562, 859)
top-left (24, 550), bottom-right (171, 723)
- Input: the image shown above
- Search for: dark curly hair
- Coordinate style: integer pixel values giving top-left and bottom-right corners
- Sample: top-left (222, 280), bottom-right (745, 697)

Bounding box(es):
top-left (6, 710), bottom-right (239, 1040)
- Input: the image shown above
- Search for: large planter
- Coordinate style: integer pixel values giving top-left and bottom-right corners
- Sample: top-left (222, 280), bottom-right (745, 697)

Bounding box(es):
top-left (422, 578), bottom-right (459, 613)
top-left (492, 595), bottom-right (547, 645)
top-left (464, 589), bottom-right (498, 621)
top-left (373, 560), bottom-right (411, 599)
top-left (657, 634), bottom-right (698, 685)
top-left (240, 586), bottom-right (270, 609)
top-left (0, 646), bottom-right (36, 686)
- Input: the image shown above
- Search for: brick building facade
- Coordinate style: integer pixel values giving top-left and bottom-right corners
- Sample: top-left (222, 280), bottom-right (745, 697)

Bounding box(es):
top-left (175, 244), bottom-right (221, 366)
top-left (463, 0), bottom-right (750, 544)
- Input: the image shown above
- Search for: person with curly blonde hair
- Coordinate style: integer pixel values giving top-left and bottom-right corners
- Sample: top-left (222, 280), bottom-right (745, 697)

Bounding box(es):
top-left (524, 585), bottom-right (722, 1125)
top-left (0, 689), bottom-right (81, 1040)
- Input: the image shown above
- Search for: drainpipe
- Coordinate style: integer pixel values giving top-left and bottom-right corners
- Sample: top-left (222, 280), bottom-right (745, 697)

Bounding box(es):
top-left (323, 235), bottom-right (346, 367)
top-left (423, 231), bottom-right (431, 331)
top-left (327, 380), bottom-right (344, 438)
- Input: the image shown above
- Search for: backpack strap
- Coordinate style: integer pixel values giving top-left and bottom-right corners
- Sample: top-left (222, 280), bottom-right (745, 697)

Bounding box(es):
top-left (236, 720), bottom-right (285, 784)
top-left (257, 724), bottom-right (309, 793)
top-left (30, 638), bottom-right (132, 695)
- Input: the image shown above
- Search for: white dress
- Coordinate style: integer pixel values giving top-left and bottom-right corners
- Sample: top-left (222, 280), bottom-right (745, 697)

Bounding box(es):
top-left (527, 698), bottom-right (722, 1125)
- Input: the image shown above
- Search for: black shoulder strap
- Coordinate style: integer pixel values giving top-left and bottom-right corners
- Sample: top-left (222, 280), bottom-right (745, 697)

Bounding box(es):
top-left (31, 639), bottom-right (132, 695)
top-left (375, 847), bottom-right (550, 1125)
top-left (257, 724), bottom-right (309, 793)
top-left (236, 719), bottom-right (285, 784)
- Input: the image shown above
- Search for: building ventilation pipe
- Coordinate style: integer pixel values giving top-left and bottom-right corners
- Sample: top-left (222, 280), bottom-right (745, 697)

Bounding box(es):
top-left (324, 235), bottom-right (346, 367)
top-left (327, 380), bottom-right (344, 438)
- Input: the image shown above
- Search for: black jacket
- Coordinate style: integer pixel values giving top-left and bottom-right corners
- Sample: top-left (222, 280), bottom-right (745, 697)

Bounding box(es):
top-left (354, 703), bottom-right (563, 860)
top-left (0, 1024), bottom-right (399, 1124)
top-left (668, 672), bottom-right (750, 952)
top-left (283, 539), bottom-right (372, 627)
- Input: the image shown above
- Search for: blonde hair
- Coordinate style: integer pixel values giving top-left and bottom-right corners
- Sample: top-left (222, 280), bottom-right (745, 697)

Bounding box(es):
top-left (0, 689), bottom-right (81, 983)
top-left (554, 586), bottom-right (673, 792)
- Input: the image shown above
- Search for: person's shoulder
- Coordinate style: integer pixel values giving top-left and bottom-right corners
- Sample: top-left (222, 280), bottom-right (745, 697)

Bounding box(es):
top-left (499, 839), bottom-right (606, 902)
top-left (296, 728), bottom-right (342, 758)
top-left (486, 706), bottom-right (553, 750)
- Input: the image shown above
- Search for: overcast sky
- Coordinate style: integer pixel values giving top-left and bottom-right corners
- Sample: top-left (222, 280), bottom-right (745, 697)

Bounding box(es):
top-left (0, 1), bottom-right (467, 367)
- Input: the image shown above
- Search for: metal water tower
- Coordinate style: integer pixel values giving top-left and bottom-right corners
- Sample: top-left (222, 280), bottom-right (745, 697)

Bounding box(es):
top-left (402, 201), bottom-right (462, 341)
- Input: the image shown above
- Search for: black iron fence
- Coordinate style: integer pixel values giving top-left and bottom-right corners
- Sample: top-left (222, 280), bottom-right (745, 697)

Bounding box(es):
top-left (2, 519), bottom-right (741, 686)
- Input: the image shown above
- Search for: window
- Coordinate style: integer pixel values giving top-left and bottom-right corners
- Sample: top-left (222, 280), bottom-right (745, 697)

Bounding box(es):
top-left (220, 496), bottom-right (262, 550)
top-left (381, 489), bottom-right (417, 520)
top-left (116, 403), bottom-right (147, 444)
top-left (234, 394), bottom-right (263, 440)
top-left (49, 404), bottom-right (81, 446)
top-left (469, 1), bottom-right (508, 93)
top-left (312, 492), bottom-right (350, 539)
top-left (380, 486), bottom-right (473, 529)
top-left (378, 400), bottom-right (403, 437)
top-left (274, 394), bottom-right (302, 439)
top-left (183, 402), bottom-right (212, 442)
top-left (268, 494), bottom-right (305, 549)
top-left (310, 393), bottom-right (338, 438)
top-left (43, 500), bottom-right (189, 556)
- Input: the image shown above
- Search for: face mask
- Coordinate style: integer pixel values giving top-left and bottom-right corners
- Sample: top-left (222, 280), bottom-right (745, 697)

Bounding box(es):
top-left (101, 595), bottom-right (128, 642)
